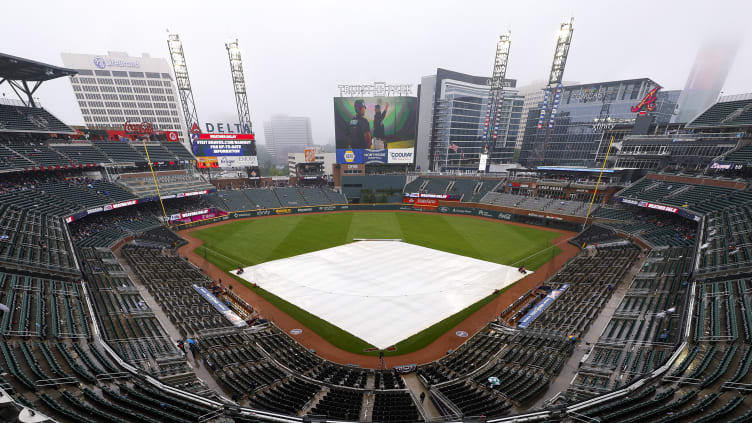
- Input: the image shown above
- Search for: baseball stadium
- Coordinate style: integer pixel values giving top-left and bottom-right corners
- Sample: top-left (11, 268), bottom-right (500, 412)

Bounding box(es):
top-left (2, 7), bottom-right (752, 423)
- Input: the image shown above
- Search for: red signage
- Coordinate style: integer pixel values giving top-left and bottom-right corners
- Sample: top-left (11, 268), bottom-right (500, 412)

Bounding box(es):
top-left (190, 122), bottom-right (201, 134)
top-left (646, 202), bottom-right (677, 214)
top-left (631, 86), bottom-right (661, 113)
top-left (413, 198), bottom-right (439, 208)
top-left (123, 121), bottom-right (154, 135)
top-left (166, 131), bottom-right (179, 142)
top-left (197, 133), bottom-right (255, 140)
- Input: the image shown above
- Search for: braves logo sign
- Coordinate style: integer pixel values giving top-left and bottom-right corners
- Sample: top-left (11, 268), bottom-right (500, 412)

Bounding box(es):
top-left (631, 86), bottom-right (661, 113)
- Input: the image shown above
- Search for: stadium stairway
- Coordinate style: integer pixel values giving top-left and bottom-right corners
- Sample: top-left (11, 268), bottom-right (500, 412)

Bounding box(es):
top-left (402, 372), bottom-right (442, 419)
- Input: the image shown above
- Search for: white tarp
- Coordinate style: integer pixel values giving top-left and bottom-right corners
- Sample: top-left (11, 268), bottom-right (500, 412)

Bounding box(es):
top-left (233, 241), bottom-right (530, 349)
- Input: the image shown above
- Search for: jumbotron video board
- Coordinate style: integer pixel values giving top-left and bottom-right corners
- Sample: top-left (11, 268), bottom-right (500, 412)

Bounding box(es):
top-left (192, 133), bottom-right (258, 169)
top-left (333, 96), bottom-right (417, 164)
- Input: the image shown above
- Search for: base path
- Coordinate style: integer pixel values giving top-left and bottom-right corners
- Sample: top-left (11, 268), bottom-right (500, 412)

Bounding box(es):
top-left (178, 210), bottom-right (580, 368)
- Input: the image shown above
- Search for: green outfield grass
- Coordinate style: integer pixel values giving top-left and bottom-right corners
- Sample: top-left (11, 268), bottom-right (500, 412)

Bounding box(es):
top-left (191, 212), bottom-right (562, 356)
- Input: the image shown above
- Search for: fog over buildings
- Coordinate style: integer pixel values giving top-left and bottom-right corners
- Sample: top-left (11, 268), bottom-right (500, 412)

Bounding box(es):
top-left (1, 0), bottom-right (749, 147)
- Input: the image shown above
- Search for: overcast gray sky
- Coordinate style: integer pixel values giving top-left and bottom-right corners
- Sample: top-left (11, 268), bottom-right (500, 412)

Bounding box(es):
top-left (1, 0), bottom-right (750, 145)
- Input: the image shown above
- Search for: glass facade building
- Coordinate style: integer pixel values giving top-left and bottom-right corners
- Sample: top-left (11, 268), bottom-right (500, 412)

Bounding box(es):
top-left (519, 78), bottom-right (680, 168)
top-left (416, 69), bottom-right (521, 172)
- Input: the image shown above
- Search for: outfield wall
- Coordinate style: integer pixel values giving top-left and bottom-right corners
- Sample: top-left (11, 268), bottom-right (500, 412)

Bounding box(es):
top-left (173, 202), bottom-right (585, 232)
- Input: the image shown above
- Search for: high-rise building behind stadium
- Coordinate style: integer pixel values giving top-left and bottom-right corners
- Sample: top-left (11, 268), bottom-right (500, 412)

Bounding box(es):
top-left (263, 114), bottom-right (314, 165)
top-left (416, 68), bottom-right (521, 172)
top-left (60, 51), bottom-right (188, 144)
top-left (518, 78), bottom-right (680, 168)
top-left (513, 80), bottom-right (579, 152)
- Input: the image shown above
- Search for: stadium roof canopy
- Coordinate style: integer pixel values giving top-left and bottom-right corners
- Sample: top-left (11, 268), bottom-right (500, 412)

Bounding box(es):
top-left (0, 52), bottom-right (77, 107)
top-left (0, 52), bottom-right (77, 81)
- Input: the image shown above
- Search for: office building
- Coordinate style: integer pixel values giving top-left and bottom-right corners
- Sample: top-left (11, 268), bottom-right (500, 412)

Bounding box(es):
top-left (519, 78), bottom-right (680, 168)
top-left (263, 115), bottom-right (313, 165)
top-left (60, 51), bottom-right (187, 143)
top-left (416, 68), bottom-right (521, 172)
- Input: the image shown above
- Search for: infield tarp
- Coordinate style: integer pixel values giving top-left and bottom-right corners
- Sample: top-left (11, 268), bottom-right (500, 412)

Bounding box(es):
top-left (233, 241), bottom-right (529, 349)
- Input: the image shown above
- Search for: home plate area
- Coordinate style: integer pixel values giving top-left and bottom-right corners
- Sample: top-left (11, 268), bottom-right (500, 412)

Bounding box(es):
top-left (233, 240), bottom-right (530, 349)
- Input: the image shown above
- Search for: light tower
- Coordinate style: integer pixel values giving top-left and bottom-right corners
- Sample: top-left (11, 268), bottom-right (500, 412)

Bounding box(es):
top-left (225, 39), bottom-right (253, 134)
top-left (482, 31), bottom-right (512, 170)
top-left (167, 33), bottom-right (200, 142)
top-left (532, 17), bottom-right (574, 166)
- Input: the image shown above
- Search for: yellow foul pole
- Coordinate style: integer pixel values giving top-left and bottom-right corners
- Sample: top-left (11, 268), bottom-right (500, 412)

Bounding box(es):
top-left (583, 135), bottom-right (615, 230)
top-left (140, 139), bottom-right (168, 221)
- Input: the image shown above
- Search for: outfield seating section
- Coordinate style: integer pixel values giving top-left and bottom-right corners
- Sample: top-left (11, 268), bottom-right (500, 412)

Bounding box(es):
top-left (0, 204), bottom-right (77, 275)
top-left (721, 145), bottom-right (752, 165)
top-left (591, 205), bottom-right (638, 221)
top-left (91, 140), bottom-right (146, 163)
top-left (688, 97), bottom-right (752, 127)
top-left (699, 203), bottom-right (752, 273)
top-left (479, 191), bottom-right (593, 216)
top-left (116, 171), bottom-right (214, 198)
top-left (405, 177), bottom-right (497, 203)
top-left (604, 218), bottom-right (696, 247)
top-left (209, 187), bottom-right (347, 211)
top-left (618, 176), bottom-right (752, 215)
top-left (0, 104), bottom-right (72, 133)
top-left (566, 246), bottom-right (693, 400)
top-left (274, 187), bottom-right (306, 207)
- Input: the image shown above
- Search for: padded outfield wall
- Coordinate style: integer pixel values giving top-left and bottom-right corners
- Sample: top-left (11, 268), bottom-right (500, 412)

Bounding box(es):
top-left (173, 201), bottom-right (586, 232)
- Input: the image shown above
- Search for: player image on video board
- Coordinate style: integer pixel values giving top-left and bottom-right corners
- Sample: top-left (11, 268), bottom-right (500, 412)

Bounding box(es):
top-left (333, 96), bottom-right (416, 164)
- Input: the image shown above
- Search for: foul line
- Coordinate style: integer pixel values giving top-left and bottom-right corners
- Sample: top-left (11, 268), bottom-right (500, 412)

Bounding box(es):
top-left (509, 236), bottom-right (574, 267)
top-left (199, 245), bottom-right (248, 267)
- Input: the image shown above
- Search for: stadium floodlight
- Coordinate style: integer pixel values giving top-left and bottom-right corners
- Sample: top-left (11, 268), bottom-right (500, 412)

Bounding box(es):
top-left (167, 33), bottom-right (200, 143)
top-left (225, 39), bottom-right (253, 135)
top-left (481, 31), bottom-right (512, 171)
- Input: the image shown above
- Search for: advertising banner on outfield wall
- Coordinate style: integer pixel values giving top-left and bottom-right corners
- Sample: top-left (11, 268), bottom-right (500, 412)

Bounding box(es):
top-left (180, 203), bottom-right (582, 232)
top-left (412, 198), bottom-right (438, 208)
